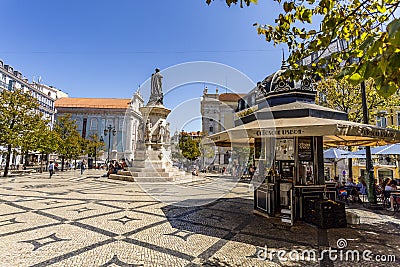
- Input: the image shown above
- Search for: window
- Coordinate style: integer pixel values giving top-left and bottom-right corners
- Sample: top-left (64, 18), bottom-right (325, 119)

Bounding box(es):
top-left (82, 118), bottom-right (87, 138)
top-left (75, 118), bottom-right (82, 131)
top-left (209, 126), bottom-right (213, 133)
top-left (90, 118), bottom-right (98, 130)
top-left (376, 115), bottom-right (387, 128)
top-left (397, 112), bottom-right (400, 126)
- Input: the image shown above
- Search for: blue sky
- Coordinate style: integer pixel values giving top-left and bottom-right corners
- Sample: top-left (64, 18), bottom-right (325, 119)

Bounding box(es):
top-left (1, 0), bottom-right (286, 131)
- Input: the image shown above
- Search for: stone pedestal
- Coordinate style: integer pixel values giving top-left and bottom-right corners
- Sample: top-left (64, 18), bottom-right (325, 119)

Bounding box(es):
top-left (128, 104), bottom-right (189, 182)
top-left (140, 105), bottom-right (171, 149)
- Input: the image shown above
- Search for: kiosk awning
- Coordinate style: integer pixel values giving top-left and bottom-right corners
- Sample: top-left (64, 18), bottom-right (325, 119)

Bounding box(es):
top-left (208, 117), bottom-right (400, 147)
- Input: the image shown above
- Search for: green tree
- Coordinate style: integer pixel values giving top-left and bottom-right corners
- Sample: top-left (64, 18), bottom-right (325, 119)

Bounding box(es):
top-left (316, 77), bottom-right (400, 124)
top-left (53, 114), bottom-right (83, 171)
top-left (19, 114), bottom-right (52, 168)
top-left (86, 133), bottom-right (104, 168)
top-left (0, 89), bottom-right (40, 177)
top-left (179, 133), bottom-right (201, 161)
top-left (35, 127), bottom-right (59, 172)
top-left (208, 0), bottom-right (400, 97)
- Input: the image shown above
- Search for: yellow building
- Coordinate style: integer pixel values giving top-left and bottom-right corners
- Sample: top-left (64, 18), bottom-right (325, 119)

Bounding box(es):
top-left (324, 155), bottom-right (399, 182)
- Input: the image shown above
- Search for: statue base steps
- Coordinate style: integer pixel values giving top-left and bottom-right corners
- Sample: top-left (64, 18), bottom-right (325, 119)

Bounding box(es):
top-left (107, 165), bottom-right (191, 182)
top-left (108, 173), bottom-right (135, 182)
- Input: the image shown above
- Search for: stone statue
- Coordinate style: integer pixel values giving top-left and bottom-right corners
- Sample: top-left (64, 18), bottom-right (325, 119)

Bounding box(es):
top-left (157, 121), bottom-right (165, 143)
top-left (145, 119), bottom-right (152, 142)
top-left (149, 68), bottom-right (163, 105)
top-left (137, 120), bottom-right (144, 143)
top-left (165, 122), bottom-right (170, 144)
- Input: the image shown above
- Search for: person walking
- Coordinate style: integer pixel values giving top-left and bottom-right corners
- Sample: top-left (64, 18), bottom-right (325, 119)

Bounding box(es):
top-left (48, 161), bottom-right (55, 178)
top-left (80, 160), bottom-right (86, 175)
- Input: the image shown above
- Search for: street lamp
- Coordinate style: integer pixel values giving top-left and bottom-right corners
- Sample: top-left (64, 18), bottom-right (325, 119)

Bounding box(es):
top-left (361, 81), bottom-right (376, 205)
top-left (104, 125), bottom-right (116, 165)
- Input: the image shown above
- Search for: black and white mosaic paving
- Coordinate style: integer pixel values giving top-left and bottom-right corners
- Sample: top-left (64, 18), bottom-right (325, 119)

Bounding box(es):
top-left (0, 169), bottom-right (399, 266)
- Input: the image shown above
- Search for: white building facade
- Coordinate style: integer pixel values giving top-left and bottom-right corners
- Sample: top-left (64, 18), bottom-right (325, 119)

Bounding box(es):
top-left (200, 87), bottom-right (245, 170)
top-left (0, 59), bottom-right (67, 126)
top-left (55, 92), bottom-right (143, 163)
top-left (0, 59), bottom-right (67, 167)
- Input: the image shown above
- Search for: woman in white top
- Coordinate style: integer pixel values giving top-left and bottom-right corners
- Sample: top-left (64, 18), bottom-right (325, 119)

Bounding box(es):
top-left (385, 180), bottom-right (398, 211)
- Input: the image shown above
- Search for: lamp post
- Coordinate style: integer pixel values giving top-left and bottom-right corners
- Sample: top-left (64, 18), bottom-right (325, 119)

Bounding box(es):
top-left (361, 81), bottom-right (376, 205)
top-left (104, 125), bottom-right (116, 166)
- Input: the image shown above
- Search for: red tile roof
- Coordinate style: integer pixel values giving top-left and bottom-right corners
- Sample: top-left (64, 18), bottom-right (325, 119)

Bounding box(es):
top-left (55, 98), bottom-right (131, 109)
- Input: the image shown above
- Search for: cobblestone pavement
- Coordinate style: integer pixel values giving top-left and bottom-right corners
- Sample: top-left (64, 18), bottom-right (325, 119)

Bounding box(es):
top-left (0, 170), bottom-right (399, 267)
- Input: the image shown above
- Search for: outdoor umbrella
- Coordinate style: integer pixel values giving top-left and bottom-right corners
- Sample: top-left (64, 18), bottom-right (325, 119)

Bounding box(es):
top-left (342, 150), bottom-right (367, 159)
top-left (344, 144), bottom-right (400, 157)
top-left (323, 148), bottom-right (348, 179)
top-left (372, 143), bottom-right (400, 155)
top-left (323, 148), bottom-right (348, 159)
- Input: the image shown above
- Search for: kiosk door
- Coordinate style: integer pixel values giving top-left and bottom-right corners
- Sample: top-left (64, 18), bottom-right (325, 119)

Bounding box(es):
top-left (255, 183), bottom-right (276, 216)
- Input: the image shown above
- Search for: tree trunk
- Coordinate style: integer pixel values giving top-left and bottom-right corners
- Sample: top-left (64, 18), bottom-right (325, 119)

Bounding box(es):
top-left (24, 150), bottom-right (29, 168)
top-left (61, 156), bottom-right (65, 172)
top-left (45, 154), bottom-right (49, 171)
top-left (94, 147), bottom-right (97, 170)
top-left (40, 153), bottom-right (44, 173)
top-left (3, 144), bottom-right (12, 177)
top-left (348, 158), bottom-right (353, 179)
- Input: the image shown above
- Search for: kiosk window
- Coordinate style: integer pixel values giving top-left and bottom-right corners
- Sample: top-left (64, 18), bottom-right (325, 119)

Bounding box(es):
top-left (298, 137), bottom-right (313, 161)
top-left (276, 139), bottom-right (294, 160)
top-left (299, 161), bottom-right (314, 185)
top-left (280, 161), bottom-right (295, 181)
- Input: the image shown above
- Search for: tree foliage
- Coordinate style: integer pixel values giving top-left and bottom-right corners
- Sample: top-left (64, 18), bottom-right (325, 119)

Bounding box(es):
top-left (316, 77), bottom-right (400, 124)
top-left (0, 89), bottom-right (41, 176)
top-left (208, 0), bottom-right (400, 97)
top-left (178, 132), bottom-right (201, 161)
top-left (53, 114), bottom-right (84, 170)
top-left (86, 133), bottom-right (104, 158)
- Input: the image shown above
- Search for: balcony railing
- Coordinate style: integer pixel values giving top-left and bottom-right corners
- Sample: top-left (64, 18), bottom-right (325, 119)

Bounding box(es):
top-left (0, 80), bottom-right (9, 89)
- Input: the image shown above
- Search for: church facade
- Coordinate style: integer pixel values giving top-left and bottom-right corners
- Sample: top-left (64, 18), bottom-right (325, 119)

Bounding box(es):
top-left (55, 92), bottom-right (144, 162)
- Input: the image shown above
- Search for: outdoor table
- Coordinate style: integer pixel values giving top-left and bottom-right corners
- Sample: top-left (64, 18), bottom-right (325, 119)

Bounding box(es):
top-left (389, 191), bottom-right (400, 196)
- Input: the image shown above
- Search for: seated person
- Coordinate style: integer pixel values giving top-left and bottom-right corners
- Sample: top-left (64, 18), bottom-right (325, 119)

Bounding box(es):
top-left (107, 163), bottom-right (115, 177)
top-left (385, 180), bottom-right (398, 211)
top-left (345, 177), bottom-right (356, 186)
top-left (357, 177), bottom-right (367, 195)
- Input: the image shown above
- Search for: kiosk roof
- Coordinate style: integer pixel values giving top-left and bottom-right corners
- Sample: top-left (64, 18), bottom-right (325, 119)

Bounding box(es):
top-left (208, 116), bottom-right (400, 147)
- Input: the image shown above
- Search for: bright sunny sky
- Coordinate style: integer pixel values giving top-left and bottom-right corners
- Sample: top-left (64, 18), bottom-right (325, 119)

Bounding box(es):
top-left (1, 0), bottom-right (288, 132)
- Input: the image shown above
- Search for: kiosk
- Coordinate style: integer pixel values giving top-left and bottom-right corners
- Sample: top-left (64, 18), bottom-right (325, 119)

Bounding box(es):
top-left (209, 67), bottom-right (400, 225)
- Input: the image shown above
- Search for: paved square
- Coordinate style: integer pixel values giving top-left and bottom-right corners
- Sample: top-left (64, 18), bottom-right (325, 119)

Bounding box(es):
top-left (0, 170), bottom-right (399, 266)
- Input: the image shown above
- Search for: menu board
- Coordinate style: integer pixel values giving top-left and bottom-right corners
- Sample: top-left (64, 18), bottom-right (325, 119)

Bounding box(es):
top-left (275, 139), bottom-right (294, 160)
top-left (298, 137), bottom-right (313, 161)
